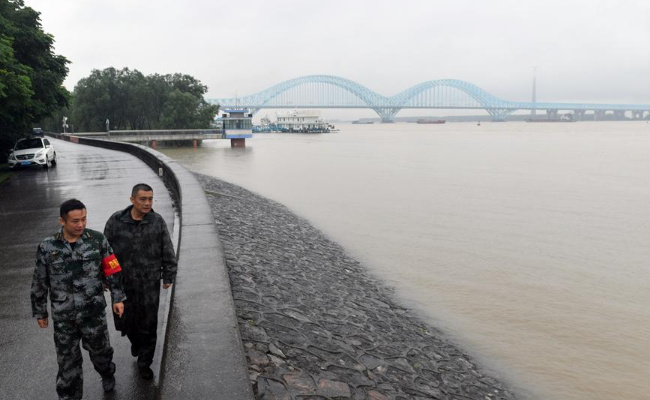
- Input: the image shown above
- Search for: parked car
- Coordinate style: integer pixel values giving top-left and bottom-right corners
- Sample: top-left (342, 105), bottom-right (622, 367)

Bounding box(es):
top-left (7, 137), bottom-right (57, 169)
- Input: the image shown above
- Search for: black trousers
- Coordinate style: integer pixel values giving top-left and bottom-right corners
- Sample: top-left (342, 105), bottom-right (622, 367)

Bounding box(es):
top-left (118, 278), bottom-right (161, 368)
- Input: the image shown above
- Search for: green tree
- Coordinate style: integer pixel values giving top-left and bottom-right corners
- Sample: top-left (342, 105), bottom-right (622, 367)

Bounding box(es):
top-left (72, 67), bottom-right (149, 131)
top-left (165, 73), bottom-right (208, 99)
top-left (161, 73), bottom-right (218, 129)
top-left (146, 74), bottom-right (173, 128)
top-left (121, 69), bottom-right (150, 130)
top-left (0, 0), bottom-right (69, 156)
top-left (71, 67), bottom-right (218, 132)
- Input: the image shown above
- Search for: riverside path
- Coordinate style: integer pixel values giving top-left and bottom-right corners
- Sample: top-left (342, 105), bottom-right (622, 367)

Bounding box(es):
top-left (0, 138), bottom-right (175, 399)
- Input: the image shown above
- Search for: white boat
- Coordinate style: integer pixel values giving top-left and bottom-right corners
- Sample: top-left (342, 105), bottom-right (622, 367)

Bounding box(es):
top-left (275, 110), bottom-right (331, 133)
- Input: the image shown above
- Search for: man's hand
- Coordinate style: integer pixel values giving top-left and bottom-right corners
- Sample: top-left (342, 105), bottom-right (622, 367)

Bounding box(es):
top-left (113, 302), bottom-right (124, 318)
top-left (37, 318), bottom-right (49, 328)
top-left (163, 283), bottom-right (172, 289)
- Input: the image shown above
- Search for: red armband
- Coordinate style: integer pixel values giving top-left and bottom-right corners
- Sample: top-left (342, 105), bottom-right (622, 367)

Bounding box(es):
top-left (102, 254), bottom-right (122, 277)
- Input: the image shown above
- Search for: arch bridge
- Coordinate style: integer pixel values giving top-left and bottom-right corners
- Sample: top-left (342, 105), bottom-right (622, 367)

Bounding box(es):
top-left (209, 75), bottom-right (650, 122)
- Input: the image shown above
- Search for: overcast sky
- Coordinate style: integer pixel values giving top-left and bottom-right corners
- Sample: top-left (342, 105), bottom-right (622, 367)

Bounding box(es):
top-left (26, 0), bottom-right (650, 109)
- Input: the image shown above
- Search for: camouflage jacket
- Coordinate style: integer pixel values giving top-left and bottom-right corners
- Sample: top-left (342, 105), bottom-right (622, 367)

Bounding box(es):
top-left (104, 206), bottom-right (177, 284)
top-left (31, 228), bottom-right (126, 321)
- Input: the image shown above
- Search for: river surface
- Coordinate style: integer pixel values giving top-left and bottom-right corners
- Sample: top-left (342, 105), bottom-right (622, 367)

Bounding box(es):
top-left (159, 121), bottom-right (650, 400)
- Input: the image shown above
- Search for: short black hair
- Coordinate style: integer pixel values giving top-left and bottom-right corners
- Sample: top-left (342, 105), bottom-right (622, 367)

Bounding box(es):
top-left (131, 183), bottom-right (153, 197)
top-left (60, 199), bottom-right (86, 219)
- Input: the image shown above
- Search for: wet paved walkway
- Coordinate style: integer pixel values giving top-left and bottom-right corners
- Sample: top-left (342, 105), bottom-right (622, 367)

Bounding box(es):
top-left (0, 138), bottom-right (175, 399)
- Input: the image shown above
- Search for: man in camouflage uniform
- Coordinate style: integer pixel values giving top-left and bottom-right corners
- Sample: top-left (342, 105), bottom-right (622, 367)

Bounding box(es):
top-left (104, 183), bottom-right (177, 380)
top-left (31, 199), bottom-right (126, 400)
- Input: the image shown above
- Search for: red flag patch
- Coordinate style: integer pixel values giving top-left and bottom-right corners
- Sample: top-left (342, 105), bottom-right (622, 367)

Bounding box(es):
top-left (102, 254), bottom-right (122, 277)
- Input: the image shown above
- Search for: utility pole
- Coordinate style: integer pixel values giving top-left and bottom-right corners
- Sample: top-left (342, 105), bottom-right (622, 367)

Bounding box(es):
top-left (531, 67), bottom-right (537, 117)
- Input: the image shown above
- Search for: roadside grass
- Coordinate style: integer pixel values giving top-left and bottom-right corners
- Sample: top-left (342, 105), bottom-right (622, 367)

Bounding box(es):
top-left (0, 163), bottom-right (11, 185)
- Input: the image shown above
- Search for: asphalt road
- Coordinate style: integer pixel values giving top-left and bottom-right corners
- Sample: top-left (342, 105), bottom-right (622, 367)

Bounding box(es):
top-left (0, 138), bottom-right (176, 400)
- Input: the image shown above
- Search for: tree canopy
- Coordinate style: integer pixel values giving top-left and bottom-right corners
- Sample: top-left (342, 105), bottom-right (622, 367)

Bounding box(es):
top-left (0, 0), bottom-right (69, 156)
top-left (71, 68), bottom-right (219, 132)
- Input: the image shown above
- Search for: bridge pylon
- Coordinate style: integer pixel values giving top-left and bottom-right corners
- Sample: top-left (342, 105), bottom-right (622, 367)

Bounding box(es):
top-left (486, 109), bottom-right (513, 121)
top-left (373, 107), bottom-right (400, 123)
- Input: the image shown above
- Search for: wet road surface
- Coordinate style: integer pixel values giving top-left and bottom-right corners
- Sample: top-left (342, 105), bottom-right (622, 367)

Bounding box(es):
top-left (0, 138), bottom-right (175, 399)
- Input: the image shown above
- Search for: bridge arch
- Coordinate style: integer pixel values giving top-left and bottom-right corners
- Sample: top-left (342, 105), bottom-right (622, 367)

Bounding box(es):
top-left (392, 79), bottom-right (516, 120)
top-left (253, 75), bottom-right (385, 108)
top-left (216, 75), bottom-right (384, 110)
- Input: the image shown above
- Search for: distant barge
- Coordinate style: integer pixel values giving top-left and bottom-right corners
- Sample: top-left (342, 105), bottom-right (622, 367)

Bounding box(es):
top-left (525, 118), bottom-right (576, 123)
top-left (526, 114), bottom-right (575, 123)
top-left (417, 119), bottom-right (446, 124)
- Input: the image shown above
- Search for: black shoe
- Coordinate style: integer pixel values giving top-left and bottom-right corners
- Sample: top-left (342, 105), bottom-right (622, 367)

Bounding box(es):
top-left (130, 344), bottom-right (139, 357)
top-left (102, 374), bottom-right (116, 392)
top-left (139, 366), bottom-right (154, 380)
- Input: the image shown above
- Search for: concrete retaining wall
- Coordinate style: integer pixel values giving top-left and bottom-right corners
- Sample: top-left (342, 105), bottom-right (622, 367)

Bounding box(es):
top-left (50, 133), bottom-right (253, 400)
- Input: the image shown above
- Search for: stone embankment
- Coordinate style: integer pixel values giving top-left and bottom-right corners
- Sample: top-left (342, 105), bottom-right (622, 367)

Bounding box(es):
top-left (196, 174), bottom-right (520, 400)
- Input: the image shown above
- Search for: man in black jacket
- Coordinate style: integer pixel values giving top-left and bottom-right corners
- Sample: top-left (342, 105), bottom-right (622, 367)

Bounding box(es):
top-left (104, 183), bottom-right (177, 380)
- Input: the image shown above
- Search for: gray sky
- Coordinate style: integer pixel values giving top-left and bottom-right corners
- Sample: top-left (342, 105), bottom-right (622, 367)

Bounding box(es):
top-left (27, 0), bottom-right (650, 109)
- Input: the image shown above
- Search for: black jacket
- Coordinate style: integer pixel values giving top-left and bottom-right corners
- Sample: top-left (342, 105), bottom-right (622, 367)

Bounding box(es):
top-left (104, 206), bottom-right (177, 284)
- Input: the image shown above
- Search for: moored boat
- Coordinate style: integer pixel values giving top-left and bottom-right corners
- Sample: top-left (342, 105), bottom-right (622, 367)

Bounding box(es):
top-left (253, 110), bottom-right (333, 133)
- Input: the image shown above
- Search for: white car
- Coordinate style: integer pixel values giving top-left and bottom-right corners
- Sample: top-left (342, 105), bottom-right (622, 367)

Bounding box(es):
top-left (7, 137), bottom-right (57, 169)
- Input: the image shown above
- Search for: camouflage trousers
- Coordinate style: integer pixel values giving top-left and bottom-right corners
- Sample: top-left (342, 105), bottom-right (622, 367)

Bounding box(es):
top-left (53, 312), bottom-right (115, 400)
